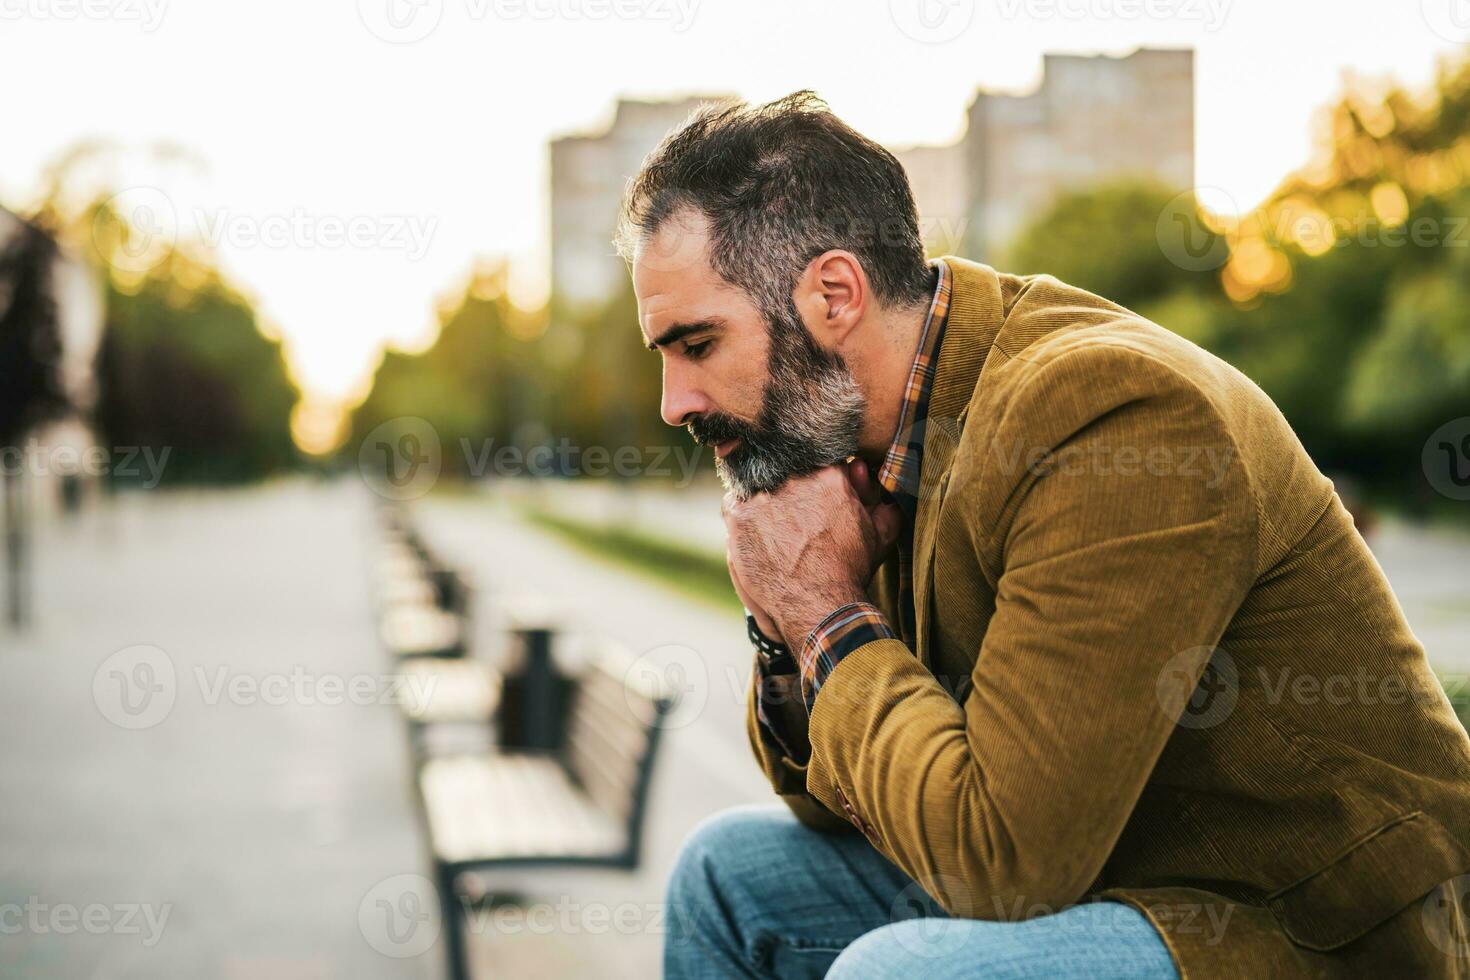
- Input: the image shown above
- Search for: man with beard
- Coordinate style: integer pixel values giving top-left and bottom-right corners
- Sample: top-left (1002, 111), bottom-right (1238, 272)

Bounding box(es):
top-left (616, 92), bottom-right (1470, 979)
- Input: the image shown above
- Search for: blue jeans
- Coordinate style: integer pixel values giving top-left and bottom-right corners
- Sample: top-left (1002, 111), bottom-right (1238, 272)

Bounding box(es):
top-left (663, 804), bottom-right (1179, 979)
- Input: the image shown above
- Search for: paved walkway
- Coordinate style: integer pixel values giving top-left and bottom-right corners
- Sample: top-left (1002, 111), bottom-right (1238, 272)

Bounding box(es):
top-left (412, 490), bottom-right (769, 979)
top-left (1, 477), bottom-right (1464, 979)
top-left (0, 481), bottom-right (434, 979)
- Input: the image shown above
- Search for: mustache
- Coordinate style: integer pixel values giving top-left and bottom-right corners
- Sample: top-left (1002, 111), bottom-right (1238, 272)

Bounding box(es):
top-left (687, 412), bottom-right (756, 448)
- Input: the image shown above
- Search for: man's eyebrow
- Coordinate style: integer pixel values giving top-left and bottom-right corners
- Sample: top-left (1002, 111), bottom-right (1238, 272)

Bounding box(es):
top-left (646, 319), bottom-right (724, 352)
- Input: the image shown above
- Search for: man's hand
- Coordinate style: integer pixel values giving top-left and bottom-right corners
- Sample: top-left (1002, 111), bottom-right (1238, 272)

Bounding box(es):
top-left (723, 461), bottom-right (902, 650)
top-left (727, 551), bottom-right (781, 640)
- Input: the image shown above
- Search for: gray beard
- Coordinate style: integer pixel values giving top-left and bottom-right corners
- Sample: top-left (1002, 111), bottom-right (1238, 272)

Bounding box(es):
top-left (711, 302), bottom-right (865, 501)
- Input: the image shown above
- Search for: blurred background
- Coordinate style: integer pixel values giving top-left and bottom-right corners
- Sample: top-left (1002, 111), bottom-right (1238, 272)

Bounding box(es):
top-left (2, 0), bottom-right (1469, 976)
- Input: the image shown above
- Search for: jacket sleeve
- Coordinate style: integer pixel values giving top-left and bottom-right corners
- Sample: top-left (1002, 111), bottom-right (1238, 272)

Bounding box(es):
top-left (800, 345), bottom-right (1260, 914)
top-left (744, 655), bottom-right (857, 834)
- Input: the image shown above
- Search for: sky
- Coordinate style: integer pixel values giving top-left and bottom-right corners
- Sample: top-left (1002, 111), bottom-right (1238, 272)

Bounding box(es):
top-left (2, 0), bottom-right (1465, 443)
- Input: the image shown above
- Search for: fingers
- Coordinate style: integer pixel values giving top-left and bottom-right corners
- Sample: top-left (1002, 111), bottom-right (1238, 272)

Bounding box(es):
top-left (845, 458), bottom-right (882, 509)
top-left (726, 550), bottom-right (749, 600)
top-left (870, 501), bottom-right (902, 559)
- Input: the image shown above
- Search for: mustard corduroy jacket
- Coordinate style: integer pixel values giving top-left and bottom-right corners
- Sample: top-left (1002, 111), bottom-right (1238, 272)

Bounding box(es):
top-left (745, 256), bottom-right (1470, 978)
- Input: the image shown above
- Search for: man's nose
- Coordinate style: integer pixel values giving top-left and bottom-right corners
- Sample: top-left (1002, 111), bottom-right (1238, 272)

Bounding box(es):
top-left (660, 371), bottom-right (710, 428)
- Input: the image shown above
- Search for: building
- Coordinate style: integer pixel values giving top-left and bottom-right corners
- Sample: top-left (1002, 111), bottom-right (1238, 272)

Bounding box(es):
top-left (549, 95), bottom-right (732, 314)
top-left (897, 47), bottom-right (1195, 259)
top-left (548, 48), bottom-right (1194, 306)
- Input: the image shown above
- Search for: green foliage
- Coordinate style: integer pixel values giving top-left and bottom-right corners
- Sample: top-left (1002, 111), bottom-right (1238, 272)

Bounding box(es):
top-left (94, 242), bottom-right (298, 484)
top-left (1342, 192), bottom-right (1470, 433)
top-left (0, 217), bottom-right (69, 446)
top-left (1006, 181), bottom-right (1224, 310)
top-left (1001, 52), bottom-right (1470, 506)
top-left (347, 269), bottom-right (706, 484)
top-left (348, 271), bottom-right (550, 478)
top-left (526, 506), bottom-right (739, 612)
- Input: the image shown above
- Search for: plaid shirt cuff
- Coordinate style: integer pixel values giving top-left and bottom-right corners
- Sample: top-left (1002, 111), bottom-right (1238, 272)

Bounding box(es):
top-left (798, 601), bottom-right (896, 712)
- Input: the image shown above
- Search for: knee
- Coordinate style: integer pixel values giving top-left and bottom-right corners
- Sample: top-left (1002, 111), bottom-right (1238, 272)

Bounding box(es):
top-left (666, 804), bottom-right (791, 906)
top-left (826, 918), bottom-right (983, 978)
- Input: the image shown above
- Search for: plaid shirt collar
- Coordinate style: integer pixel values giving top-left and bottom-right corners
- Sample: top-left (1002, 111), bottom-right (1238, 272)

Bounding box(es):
top-left (873, 258), bottom-right (952, 522)
top-left (788, 258), bottom-right (954, 715)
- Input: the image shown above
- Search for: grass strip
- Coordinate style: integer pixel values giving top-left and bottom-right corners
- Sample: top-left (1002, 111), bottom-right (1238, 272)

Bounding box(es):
top-left (524, 508), bottom-right (742, 614)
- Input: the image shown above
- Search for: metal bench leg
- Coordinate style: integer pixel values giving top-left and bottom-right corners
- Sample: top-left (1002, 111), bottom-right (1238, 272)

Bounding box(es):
top-left (436, 861), bottom-right (470, 980)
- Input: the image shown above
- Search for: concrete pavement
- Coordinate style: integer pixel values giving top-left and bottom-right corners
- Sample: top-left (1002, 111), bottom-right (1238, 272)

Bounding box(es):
top-left (1, 476), bottom-right (1464, 979)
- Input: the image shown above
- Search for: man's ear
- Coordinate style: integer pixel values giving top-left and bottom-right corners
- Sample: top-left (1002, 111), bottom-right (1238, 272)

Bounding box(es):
top-left (794, 250), bottom-right (869, 350)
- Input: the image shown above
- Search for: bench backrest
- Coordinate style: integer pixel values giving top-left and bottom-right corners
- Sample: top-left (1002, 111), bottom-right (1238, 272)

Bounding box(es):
top-left (562, 644), bottom-right (672, 867)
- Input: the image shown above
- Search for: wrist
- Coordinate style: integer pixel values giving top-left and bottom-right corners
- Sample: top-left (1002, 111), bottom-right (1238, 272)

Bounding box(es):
top-left (778, 588), bottom-right (868, 651)
top-left (746, 611), bottom-right (793, 669)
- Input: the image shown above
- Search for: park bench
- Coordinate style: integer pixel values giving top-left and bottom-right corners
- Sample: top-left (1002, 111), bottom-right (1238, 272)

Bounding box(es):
top-left (398, 656), bottom-right (503, 727)
top-left (373, 534), bottom-right (471, 659)
top-left (417, 639), bottom-right (673, 980)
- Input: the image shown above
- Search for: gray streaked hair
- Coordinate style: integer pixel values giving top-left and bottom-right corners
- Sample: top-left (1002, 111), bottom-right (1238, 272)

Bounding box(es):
top-left (615, 90), bottom-right (933, 319)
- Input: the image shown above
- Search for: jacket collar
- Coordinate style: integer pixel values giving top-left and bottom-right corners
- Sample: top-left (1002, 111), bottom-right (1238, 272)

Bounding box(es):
top-left (911, 256), bottom-right (1007, 658)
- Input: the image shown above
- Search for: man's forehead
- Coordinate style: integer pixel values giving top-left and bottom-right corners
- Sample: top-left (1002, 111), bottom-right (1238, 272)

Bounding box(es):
top-left (632, 211), bottom-right (713, 290)
top-left (633, 215), bottom-right (725, 343)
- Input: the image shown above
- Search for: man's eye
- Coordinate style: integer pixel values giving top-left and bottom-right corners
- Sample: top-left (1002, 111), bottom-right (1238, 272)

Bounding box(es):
top-left (685, 340), bottom-right (712, 360)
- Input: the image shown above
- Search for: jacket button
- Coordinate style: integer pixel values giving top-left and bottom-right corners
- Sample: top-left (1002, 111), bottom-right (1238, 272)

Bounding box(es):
top-left (835, 787), bottom-right (868, 834)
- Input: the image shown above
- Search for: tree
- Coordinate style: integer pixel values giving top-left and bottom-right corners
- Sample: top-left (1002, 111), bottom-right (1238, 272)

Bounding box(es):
top-left (0, 214), bottom-right (70, 628)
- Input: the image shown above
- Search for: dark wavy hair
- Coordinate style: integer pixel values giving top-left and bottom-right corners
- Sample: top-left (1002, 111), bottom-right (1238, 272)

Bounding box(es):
top-left (616, 90), bottom-right (932, 317)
